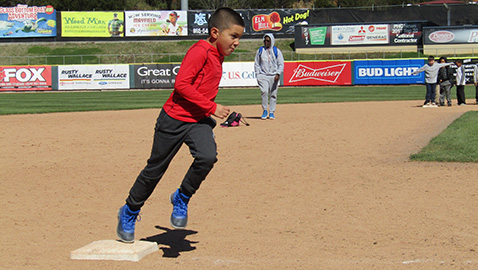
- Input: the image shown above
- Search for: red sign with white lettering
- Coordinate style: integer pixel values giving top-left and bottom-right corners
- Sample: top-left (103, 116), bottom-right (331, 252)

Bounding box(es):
top-left (0, 65), bottom-right (53, 91)
top-left (283, 61), bottom-right (352, 86)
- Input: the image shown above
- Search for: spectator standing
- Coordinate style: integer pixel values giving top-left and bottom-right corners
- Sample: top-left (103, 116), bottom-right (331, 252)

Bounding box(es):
top-left (412, 56), bottom-right (452, 107)
top-left (437, 56), bottom-right (454, 106)
top-left (254, 33), bottom-right (284, 120)
top-left (474, 63), bottom-right (478, 104)
top-left (455, 59), bottom-right (466, 106)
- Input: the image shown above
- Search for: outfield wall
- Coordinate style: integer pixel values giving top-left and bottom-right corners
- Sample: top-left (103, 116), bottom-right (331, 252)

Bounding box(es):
top-left (1, 58), bottom-right (477, 91)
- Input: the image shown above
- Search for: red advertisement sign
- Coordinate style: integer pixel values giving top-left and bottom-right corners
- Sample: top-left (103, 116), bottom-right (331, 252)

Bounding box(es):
top-left (283, 61), bottom-right (352, 86)
top-left (0, 65), bottom-right (52, 91)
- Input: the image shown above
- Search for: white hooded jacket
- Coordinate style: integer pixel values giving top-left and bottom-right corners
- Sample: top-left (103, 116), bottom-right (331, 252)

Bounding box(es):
top-left (254, 33), bottom-right (284, 76)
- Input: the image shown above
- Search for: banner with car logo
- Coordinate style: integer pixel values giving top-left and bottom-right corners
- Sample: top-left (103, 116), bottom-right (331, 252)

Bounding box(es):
top-left (58, 65), bottom-right (129, 90)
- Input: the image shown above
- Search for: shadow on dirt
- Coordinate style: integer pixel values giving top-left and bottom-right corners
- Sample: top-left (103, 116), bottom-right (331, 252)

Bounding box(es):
top-left (141, 225), bottom-right (198, 258)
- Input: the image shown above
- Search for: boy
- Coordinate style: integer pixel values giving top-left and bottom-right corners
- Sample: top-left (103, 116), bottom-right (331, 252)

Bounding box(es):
top-left (437, 56), bottom-right (454, 106)
top-left (412, 56), bottom-right (452, 107)
top-left (474, 63), bottom-right (478, 104)
top-left (455, 59), bottom-right (466, 105)
top-left (254, 33), bottom-right (284, 120)
top-left (117, 7), bottom-right (245, 243)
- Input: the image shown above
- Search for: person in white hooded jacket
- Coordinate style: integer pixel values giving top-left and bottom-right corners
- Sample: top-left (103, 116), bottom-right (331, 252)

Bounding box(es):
top-left (254, 33), bottom-right (284, 120)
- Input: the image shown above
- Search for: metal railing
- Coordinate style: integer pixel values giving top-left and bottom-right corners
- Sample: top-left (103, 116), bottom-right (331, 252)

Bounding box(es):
top-left (0, 48), bottom-right (476, 66)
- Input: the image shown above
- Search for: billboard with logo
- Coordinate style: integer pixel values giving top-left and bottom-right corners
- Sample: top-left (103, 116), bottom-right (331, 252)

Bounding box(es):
top-left (220, 62), bottom-right (257, 87)
top-left (188, 10), bottom-right (249, 36)
top-left (0, 4), bottom-right (57, 38)
top-left (424, 27), bottom-right (478, 44)
top-left (249, 9), bottom-right (310, 35)
top-left (58, 65), bottom-right (129, 90)
top-left (354, 59), bottom-right (425, 85)
top-left (61, 12), bottom-right (125, 37)
top-left (0, 65), bottom-right (52, 91)
top-left (331, 24), bottom-right (389, 46)
top-left (295, 21), bottom-right (423, 49)
top-left (283, 61), bottom-right (352, 86)
top-left (125, 11), bottom-right (187, 37)
top-left (131, 64), bottom-right (180, 89)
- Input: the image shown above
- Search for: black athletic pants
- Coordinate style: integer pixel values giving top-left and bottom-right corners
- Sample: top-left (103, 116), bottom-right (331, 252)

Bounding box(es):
top-left (456, 85), bottom-right (466, 105)
top-left (126, 109), bottom-right (217, 211)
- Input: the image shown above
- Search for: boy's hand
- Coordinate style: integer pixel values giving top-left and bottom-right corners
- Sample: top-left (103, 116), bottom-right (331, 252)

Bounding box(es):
top-left (213, 104), bottom-right (230, 119)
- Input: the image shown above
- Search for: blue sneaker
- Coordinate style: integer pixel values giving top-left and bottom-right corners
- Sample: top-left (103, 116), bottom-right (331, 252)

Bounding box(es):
top-left (261, 110), bottom-right (268, 120)
top-left (269, 112), bottom-right (275, 120)
top-left (117, 204), bottom-right (140, 243)
top-left (170, 189), bottom-right (190, 229)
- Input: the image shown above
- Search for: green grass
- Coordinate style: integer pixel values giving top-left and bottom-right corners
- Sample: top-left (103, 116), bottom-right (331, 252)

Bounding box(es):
top-left (410, 111), bottom-right (478, 162)
top-left (0, 85), bottom-right (429, 115)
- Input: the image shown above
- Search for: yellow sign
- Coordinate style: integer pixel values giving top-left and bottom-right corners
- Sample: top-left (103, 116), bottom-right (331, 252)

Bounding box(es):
top-left (61, 12), bottom-right (124, 37)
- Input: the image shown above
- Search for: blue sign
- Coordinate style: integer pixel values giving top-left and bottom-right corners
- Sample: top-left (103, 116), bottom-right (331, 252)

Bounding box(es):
top-left (354, 59), bottom-right (425, 85)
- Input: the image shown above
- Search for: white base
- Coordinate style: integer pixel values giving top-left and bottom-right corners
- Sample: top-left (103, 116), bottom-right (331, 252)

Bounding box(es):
top-left (70, 240), bottom-right (159, 262)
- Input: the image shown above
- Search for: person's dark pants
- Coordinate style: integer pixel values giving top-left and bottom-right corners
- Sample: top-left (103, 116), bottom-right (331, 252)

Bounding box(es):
top-left (456, 85), bottom-right (466, 105)
top-left (126, 109), bottom-right (217, 211)
top-left (425, 83), bottom-right (436, 103)
top-left (475, 84), bottom-right (478, 102)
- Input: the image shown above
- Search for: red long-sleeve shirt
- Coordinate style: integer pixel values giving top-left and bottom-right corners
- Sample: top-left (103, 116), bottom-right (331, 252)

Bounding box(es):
top-left (162, 40), bottom-right (224, 122)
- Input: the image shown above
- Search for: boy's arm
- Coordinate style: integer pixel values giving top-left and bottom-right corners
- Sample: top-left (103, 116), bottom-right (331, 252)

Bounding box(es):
top-left (174, 46), bottom-right (217, 116)
top-left (412, 65), bottom-right (426, 75)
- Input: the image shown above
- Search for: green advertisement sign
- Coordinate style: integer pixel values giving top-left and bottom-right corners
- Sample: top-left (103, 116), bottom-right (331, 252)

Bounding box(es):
top-left (61, 12), bottom-right (124, 37)
top-left (309, 27), bottom-right (327, 45)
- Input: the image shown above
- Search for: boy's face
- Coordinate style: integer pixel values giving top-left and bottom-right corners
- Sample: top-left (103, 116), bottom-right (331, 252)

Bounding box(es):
top-left (456, 62), bottom-right (461, 67)
top-left (428, 59), bottom-right (435, 65)
top-left (439, 59), bottom-right (445, 63)
top-left (215, 24), bottom-right (244, 56)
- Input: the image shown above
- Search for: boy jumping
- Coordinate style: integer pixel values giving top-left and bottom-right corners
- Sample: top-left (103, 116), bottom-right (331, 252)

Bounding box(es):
top-left (117, 7), bottom-right (245, 243)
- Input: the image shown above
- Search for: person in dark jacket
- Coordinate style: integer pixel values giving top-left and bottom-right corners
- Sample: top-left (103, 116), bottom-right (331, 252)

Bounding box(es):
top-left (437, 56), bottom-right (455, 106)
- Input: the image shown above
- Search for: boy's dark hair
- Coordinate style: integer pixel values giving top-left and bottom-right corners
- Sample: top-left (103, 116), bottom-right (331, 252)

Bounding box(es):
top-left (439, 56), bottom-right (447, 62)
top-left (455, 59), bottom-right (462, 64)
top-left (428, 56), bottom-right (435, 61)
top-left (208, 7), bottom-right (245, 33)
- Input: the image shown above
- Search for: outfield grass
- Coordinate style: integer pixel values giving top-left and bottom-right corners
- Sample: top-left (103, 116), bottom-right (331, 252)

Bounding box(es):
top-left (410, 111), bottom-right (478, 162)
top-left (0, 85), bottom-right (427, 115)
top-left (1, 85), bottom-right (477, 115)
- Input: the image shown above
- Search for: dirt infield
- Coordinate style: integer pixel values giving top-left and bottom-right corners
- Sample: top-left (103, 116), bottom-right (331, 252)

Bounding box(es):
top-left (2, 100), bottom-right (478, 269)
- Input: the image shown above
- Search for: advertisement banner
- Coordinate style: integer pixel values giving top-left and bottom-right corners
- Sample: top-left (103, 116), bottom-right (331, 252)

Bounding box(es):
top-left (331, 24), bottom-right (389, 46)
top-left (61, 12), bottom-right (125, 37)
top-left (220, 62), bottom-right (257, 87)
top-left (390, 22), bottom-right (421, 45)
top-left (58, 65), bottom-right (129, 90)
top-left (0, 4), bottom-right (56, 38)
top-left (131, 64), bottom-right (180, 89)
top-left (295, 21), bottom-right (423, 49)
top-left (424, 27), bottom-right (478, 44)
top-left (0, 65), bottom-right (52, 91)
top-left (188, 10), bottom-right (249, 36)
top-left (354, 59), bottom-right (425, 85)
top-left (249, 9), bottom-right (310, 35)
top-left (125, 11), bottom-right (187, 37)
top-left (283, 61), bottom-right (352, 86)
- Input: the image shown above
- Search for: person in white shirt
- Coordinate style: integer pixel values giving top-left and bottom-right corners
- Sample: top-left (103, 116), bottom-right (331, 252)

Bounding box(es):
top-left (454, 59), bottom-right (466, 105)
top-left (474, 63), bottom-right (478, 104)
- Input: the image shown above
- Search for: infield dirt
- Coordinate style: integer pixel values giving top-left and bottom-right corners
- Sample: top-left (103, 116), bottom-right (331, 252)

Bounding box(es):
top-left (1, 100), bottom-right (478, 269)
